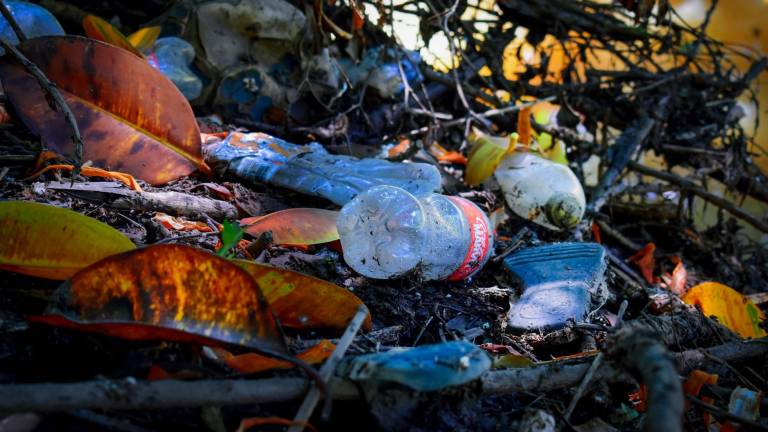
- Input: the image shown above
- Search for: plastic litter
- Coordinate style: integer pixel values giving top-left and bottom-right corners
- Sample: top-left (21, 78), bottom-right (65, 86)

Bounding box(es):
top-left (0, 1), bottom-right (64, 52)
top-left (339, 46), bottom-right (422, 99)
top-left (727, 387), bottom-right (761, 422)
top-left (504, 242), bottom-right (606, 331)
top-left (337, 185), bottom-right (493, 280)
top-left (339, 341), bottom-right (491, 392)
top-left (203, 132), bottom-right (442, 206)
top-left (495, 150), bottom-right (586, 230)
top-left (147, 37), bottom-right (202, 100)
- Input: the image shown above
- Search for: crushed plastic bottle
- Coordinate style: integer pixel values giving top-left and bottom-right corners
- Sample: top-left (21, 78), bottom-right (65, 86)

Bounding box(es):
top-left (147, 37), bottom-right (202, 100)
top-left (504, 242), bottom-right (607, 331)
top-left (339, 46), bottom-right (422, 99)
top-left (495, 150), bottom-right (586, 230)
top-left (337, 185), bottom-right (493, 280)
top-left (338, 341), bottom-right (491, 392)
top-left (203, 132), bottom-right (442, 206)
top-left (0, 1), bottom-right (64, 50)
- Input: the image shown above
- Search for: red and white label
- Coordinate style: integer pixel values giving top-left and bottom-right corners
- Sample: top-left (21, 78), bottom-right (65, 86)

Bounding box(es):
top-left (446, 196), bottom-right (491, 281)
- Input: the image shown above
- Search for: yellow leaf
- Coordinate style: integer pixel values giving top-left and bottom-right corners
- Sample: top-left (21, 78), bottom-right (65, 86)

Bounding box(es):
top-left (682, 282), bottom-right (767, 339)
top-left (465, 129), bottom-right (517, 186)
top-left (127, 26), bottom-right (161, 53)
top-left (0, 201), bottom-right (135, 279)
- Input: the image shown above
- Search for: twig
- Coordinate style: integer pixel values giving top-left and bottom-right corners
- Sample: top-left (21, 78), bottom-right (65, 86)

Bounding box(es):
top-left (0, 38), bottom-right (84, 169)
top-left (287, 305), bottom-right (369, 431)
top-left (0, 0), bottom-right (27, 42)
top-left (628, 161), bottom-right (768, 233)
top-left (564, 300), bottom-right (628, 419)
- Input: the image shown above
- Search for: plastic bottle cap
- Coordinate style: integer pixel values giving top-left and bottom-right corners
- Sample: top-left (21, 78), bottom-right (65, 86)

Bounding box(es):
top-left (544, 194), bottom-right (582, 229)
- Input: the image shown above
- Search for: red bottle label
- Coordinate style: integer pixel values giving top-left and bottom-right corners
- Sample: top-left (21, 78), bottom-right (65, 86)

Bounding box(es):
top-left (446, 196), bottom-right (491, 281)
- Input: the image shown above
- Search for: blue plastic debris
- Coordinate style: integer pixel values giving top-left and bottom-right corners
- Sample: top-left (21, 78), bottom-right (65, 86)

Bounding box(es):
top-left (340, 341), bottom-right (491, 392)
top-left (504, 242), bottom-right (607, 331)
top-left (203, 132), bottom-right (442, 206)
top-left (0, 1), bottom-right (64, 52)
top-left (147, 37), bottom-right (202, 100)
top-left (339, 46), bottom-right (422, 99)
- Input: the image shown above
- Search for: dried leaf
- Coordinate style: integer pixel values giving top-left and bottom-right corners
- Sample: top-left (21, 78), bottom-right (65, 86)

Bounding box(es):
top-left (238, 417), bottom-right (317, 432)
top-left (24, 164), bottom-right (143, 192)
top-left (30, 244), bottom-right (286, 352)
top-left (153, 213), bottom-right (212, 232)
top-left (241, 208), bottom-right (339, 246)
top-left (428, 141), bottom-right (467, 165)
top-left (82, 15), bottom-right (142, 57)
top-left (0, 36), bottom-right (210, 185)
top-left (235, 259), bottom-right (372, 332)
top-left (662, 259), bottom-right (687, 296)
top-left (0, 201), bottom-right (135, 280)
top-left (215, 339), bottom-right (335, 373)
top-left (517, 106), bottom-right (532, 146)
top-left (682, 282), bottom-right (767, 339)
top-left (627, 242), bottom-right (656, 284)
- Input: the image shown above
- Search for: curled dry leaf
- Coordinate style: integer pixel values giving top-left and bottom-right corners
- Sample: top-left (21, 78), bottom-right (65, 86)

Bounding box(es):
top-left (235, 259), bottom-right (372, 332)
top-left (241, 208), bottom-right (339, 246)
top-left (627, 242), bottom-right (656, 284)
top-left (0, 36), bottom-right (210, 185)
top-left (682, 282), bottom-right (767, 339)
top-left (0, 201), bottom-right (135, 280)
top-left (30, 244), bottom-right (286, 353)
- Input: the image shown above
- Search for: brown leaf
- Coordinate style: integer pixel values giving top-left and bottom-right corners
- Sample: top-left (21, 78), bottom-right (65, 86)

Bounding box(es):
top-left (30, 244), bottom-right (286, 353)
top-left (0, 36), bottom-right (210, 185)
top-left (241, 208), bottom-right (339, 246)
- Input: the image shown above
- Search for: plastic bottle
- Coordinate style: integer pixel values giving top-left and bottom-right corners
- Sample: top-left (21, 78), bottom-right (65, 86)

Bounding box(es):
top-left (495, 150), bottom-right (586, 230)
top-left (146, 37), bottom-right (202, 100)
top-left (337, 185), bottom-right (493, 280)
top-left (0, 1), bottom-right (64, 49)
top-left (203, 132), bottom-right (442, 206)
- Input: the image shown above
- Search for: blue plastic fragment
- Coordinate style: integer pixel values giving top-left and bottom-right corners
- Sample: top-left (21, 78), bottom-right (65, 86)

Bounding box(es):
top-left (340, 341), bottom-right (491, 392)
top-left (504, 242), bottom-right (607, 331)
top-left (0, 1), bottom-right (64, 53)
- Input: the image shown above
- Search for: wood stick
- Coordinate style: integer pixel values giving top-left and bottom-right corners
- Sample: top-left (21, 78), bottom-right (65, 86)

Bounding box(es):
top-left (287, 305), bottom-right (369, 431)
top-left (44, 181), bottom-right (239, 220)
top-left (0, 339), bottom-right (762, 413)
top-left (628, 161), bottom-right (768, 233)
top-left (0, 0), bottom-right (27, 43)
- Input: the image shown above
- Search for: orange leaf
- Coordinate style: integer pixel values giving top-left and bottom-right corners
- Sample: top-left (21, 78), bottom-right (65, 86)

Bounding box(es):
top-left (126, 26), bottom-right (161, 53)
top-left (591, 222), bottom-right (602, 243)
top-left (387, 138), bottom-right (412, 158)
top-left (662, 260), bottom-right (687, 296)
top-left (428, 142), bottom-right (468, 165)
top-left (352, 5), bottom-right (365, 31)
top-left (0, 36), bottom-right (210, 185)
top-left (238, 417), bottom-right (317, 432)
top-left (628, 242), bottom-right (656, 284)
top-left (30, 244), bottom-right (286, 353)
top-left (24, 164), bottom-right (143, 192)
top-left (153, 212), bottom-right (212, 232)
top-left (235, 259), bottom-right (371, 332)
top-left (82, 15), bottom-right (143, 57)
top-left (0, 201), bottom-right (135, 279)
top-left (241, 208), bottom-right (339, 246)
top-left (217, 339), bottom-right (335, 374)
top-left (682, 282), bottom-right (767, 339)
top-left (517, 106), bottom-right (532, 147)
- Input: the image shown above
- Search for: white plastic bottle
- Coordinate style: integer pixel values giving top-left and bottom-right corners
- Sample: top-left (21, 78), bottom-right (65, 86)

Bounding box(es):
top-left (494, 151), bottom-right (586, 230)
top-left (337, 185), bottom-right (493, 280)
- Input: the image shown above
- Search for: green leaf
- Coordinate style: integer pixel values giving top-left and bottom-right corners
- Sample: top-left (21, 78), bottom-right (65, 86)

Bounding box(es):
top-left (217, 220), bottom-right (244, 258)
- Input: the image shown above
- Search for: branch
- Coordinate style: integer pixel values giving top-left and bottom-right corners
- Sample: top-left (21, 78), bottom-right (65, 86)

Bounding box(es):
top-left (628, 161), bottom-right (768, 233)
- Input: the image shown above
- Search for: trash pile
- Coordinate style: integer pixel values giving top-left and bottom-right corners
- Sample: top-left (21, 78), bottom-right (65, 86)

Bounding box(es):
top-left (0, 0), bottom-right (767, 431)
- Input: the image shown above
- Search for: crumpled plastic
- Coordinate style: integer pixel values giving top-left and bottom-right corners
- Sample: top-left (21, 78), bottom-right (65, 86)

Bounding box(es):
top-left (338, 341), bottom-right (491, 392)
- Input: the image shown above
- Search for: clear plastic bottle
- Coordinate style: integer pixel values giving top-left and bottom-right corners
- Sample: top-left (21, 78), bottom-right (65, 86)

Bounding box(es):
top-left (147, 37), bottom-right (202, 100)
top-left (337, 185), bottom-right (493, 280)
top-left (204, 132), bottom-right (442, 206)
top-left (0, 1), bottom-right (64, 50)
top-left (495, 151), bottom-right (585, 230)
